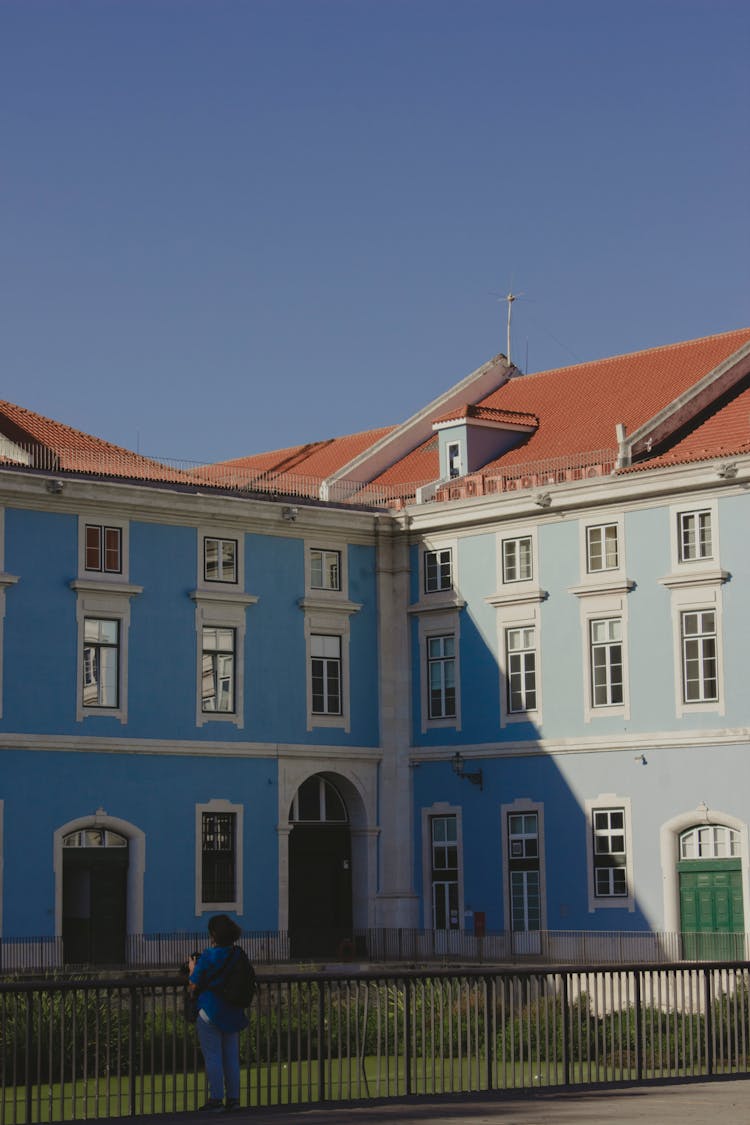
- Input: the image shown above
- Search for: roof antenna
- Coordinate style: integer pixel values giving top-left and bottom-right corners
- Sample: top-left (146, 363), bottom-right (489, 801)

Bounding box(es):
top-left (503, 291), bottom-right (523, 366)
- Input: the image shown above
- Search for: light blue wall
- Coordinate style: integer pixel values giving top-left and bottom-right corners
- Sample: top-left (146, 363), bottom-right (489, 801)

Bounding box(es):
top-left (2, 748), bottom-right (279, 935)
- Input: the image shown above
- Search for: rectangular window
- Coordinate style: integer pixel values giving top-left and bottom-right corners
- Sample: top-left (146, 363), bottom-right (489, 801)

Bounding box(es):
top-left (424, 548), bottom-right (452, 593)
top-left (431, 815), bottom-right (459, 930)
top-left (310, 549), bottom-right (341, 591)
top-left (447, 442), bottom-right (461, 479)
top-left (204, 537), bottom-right (238, 583)
top-left (506, 627), bottom-right (537, 712)
top-left (85, 525), bottom-right (122, 574)
top-left (586, 524), bottom-right (619, 572)
top-left (592, 808), bottom-right (627, 897)
top-left (311, 634), bottom-right (342, 714)
top-left (427, 634), bottom-right (456, 719)
top-left (201, 811), bottom-right (236, 904)
top-left (678, 510), bottom-right (713, 562)
top-left (82, 618), bottom-right (120, 708)
top-left (201, 627), bottom-right (236, 713)
top-left (682, 610), bottom-right (718, 702)
top-left (590, 617), bottom-right (623, 706)
top-left (502, 536), bottom-right (532, 583)
top-left (507, 813), bottom-right (540, 932)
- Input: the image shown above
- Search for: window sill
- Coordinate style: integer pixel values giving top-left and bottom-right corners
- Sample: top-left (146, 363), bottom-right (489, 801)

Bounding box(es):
top-left (408, 595), bottom-right (466, 615)
top-left (659, 567), bottom-right (730, 590)
top-left (486, 586), bottom-right (547, 608)
top-left (569, 577), bottom-right (634, 599)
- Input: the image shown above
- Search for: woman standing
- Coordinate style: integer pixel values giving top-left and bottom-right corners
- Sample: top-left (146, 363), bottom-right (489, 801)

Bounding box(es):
top-left (188, 914), bottom-right (249, 1112)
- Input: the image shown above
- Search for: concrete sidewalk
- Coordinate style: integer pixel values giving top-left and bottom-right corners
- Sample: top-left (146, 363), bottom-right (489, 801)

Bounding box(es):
top-left (131, 1079), bottom-right (750, 1125)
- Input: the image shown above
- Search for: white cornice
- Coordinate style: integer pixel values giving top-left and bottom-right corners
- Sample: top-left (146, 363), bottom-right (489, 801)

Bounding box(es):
top-left (407, 595), bottom-right (466, 615)
top-left (658, 567), bottom-right (730, 590)
top-left (69, 579), bottom-right (143, 596)
top-left (485, 587), bottom-right (548, 608)
top-left (410, 726), bottom-right (750, 760)
top-left (0, 731), bottom-right (382, 759)
top-left (568, 578), bottom-right (635, 599)
top-left (189, 589), bottom-right (260, 607)
top-left (297, 596), bottom-right (362, 615)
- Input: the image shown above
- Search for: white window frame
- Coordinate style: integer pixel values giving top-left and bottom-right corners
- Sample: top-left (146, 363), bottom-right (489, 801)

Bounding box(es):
top-left (71, 580), bottom-right (142, 724)
top-left (502, 535), bottom-right (534, 584)
top-left (197, 526), bottom-right (244, 591)
top-left (415, 537), bottom-right (459, 610)
top-left (417, 609), bottom-right (461, 732)
top-left (190, 590), bottom-right (258, 728)
top-left (201, 625), bottom-right (238, 715)
top-left (575, 514), bottom-right (627, 593)
top-left (304, 538), bottom-right (349, 601)
top-left (500, 798), bottom-right (547, 934)
top-left (195, 799), bottom-right (243, 916)
top-left (77, 515), bottom-right (130, 584)
top-left (0, 509), bottom-right (19, 720)
top-left (310, 548), bottom-right (342, 592)
top-left (424, 547), bottom-right (453, 594)
top-left (589, 616), bottom-right (624, 709)
top-left (421, 803), bottom-right (464, 932)
top-left (680, 608), bottom-right (719, 704)
top-left (585, 796), bottom-right (635, 912)
top-left (572, 590), bottom-right (631, 723)
top-left (505, 624), bottom-right (538, 716)
top-left (310, 633), bottom-right (343, 716)
top-left (669, 499), bottom-right (719, 571)
top-left (447, 441), bottom-right (462, 479)
top-left (659, 579), bottom-right (726, 718)
top-left (300, 603), bottom-right (359, 732)
top-left (586, 522), bottom-right (620, 574)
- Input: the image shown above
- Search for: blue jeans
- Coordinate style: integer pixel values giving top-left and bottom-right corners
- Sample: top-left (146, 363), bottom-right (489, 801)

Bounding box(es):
top-left (196, 1012), bottom-right (240, 1102)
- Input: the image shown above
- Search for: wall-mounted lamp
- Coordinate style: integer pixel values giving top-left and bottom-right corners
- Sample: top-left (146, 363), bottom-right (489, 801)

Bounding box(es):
top-left (633, 753), bottom-right (647, 765)
top-left (281, 506), bottom-right (299, 522)
top-left (451, 751), bottom-right (483, 791)
top-left (533, 491), bottom-right (551, 508)
top-left (717, 462), bottom-right (738, 480)
top-left (45, 479), bottom-right (64, 494)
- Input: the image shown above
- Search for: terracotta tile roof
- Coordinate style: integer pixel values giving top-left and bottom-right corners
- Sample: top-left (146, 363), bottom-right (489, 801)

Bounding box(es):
top-left (368, 435), bottom-right (439, 487)
top-left (474, 328), bottom-right (750, 474)
top-left (194, 425), bottom-right (397, 486)
top-left (432, 404), bottom-right (538, 428)
top-left (0, 400), bottom-right (193, 484)
top-left (625, 376), bottom-right (750, 471)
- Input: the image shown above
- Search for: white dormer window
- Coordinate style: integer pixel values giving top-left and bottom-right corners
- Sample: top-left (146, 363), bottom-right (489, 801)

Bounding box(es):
top-left (447, 442), bottom-right (462, 479)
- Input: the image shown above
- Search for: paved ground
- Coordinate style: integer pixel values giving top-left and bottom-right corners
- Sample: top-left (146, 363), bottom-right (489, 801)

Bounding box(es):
top-left (129, 1078), bottom-right (750, 1125)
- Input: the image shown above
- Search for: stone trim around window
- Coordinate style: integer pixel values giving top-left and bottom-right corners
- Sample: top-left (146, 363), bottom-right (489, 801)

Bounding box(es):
top-left (189, 589), bottom-right (259, 728)
top-left (195, 798), bottom-right (244, 916)
top-left (70, 579), bottom-right (143, 724)
top-left (585, 795), bottom-right (635, 913)
top-left (299, 598), bottom-right (361, 732)
top-left (420, 802), bottom-right (464, 932)
top-left (572, 589), bottom-right (631, 723)
top-left (303, 538), bottom-right (350, 602)
top-left (658, 572), bottom-right (727, 718)
top-left (415, 607), bottom-right (462, 733)
top-left (500, 797), bottom-right (547, 935)
top-left (197, 527), bottom-right (245, 591)
top-left (77, 515), bottom-right (130, 583)
top-left (496, 600), bottom-right (543, 728)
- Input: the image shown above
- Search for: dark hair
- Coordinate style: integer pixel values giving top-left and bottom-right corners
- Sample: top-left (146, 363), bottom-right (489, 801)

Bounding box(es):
top-left (208, 914), bottom-right (242, 947)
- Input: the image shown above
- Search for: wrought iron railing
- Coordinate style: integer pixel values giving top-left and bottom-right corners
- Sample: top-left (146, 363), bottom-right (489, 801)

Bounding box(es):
top-left (2, 929), bottom-right (749, 975)
top-left (2, 961), bottom-right (750, 1121)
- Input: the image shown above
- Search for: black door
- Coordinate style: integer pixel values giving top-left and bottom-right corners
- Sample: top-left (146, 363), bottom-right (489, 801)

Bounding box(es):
top-left (63, 847), bottom-right (128, 965)
top-left (289, 824), bottom-right (352, 958)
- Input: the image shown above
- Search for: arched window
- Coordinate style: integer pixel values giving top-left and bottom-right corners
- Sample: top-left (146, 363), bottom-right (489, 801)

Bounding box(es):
top-left (289, 776), bottom-right (348, 823)
top-left (63, 828), bottom-right (128, 848)
top-left (679, 824), bottom-right (740, 860)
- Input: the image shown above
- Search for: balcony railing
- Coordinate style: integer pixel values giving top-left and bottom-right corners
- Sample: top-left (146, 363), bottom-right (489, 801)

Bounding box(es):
top-left (2, 960), bottom-right (750, 1121)
top-left (2, 929), bottom-right (748, 975)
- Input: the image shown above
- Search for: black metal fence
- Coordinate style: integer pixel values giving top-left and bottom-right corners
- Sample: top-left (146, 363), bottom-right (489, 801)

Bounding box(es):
top-left (2, 929), bottom-right (749, 974)
top-left (2, 961), bottom-right (750, 1122)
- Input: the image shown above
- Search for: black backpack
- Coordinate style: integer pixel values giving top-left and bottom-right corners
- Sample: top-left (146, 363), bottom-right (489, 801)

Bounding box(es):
top-left (211, 947), bottom-right (256, 1008)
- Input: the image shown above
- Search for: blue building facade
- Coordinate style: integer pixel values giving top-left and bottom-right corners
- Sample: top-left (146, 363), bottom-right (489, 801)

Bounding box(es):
top-left (2, 326), bottom-right (750, 964)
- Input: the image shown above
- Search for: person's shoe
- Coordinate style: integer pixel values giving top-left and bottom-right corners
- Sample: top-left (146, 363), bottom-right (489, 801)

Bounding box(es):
top-left (223, 1100), bottom-right (241, 1113)
top-left (199, 1100), bottom-right (224, 1112)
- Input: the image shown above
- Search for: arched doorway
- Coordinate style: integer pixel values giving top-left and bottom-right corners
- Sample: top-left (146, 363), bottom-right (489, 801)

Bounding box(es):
top-left (678, 823), bottom-right (744, 959)
top-left (288, 775), bottom-right (352, 958)
top-left (62, 827), bottom-right (129, 965)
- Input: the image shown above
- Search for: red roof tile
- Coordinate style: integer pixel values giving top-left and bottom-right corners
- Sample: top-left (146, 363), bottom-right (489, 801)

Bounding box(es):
top-left (368, 435), bottom-right (439, 487)
top-left (432, 404), bottom-right (538, 428)
top-left (0, 400), bottom-right (193, 484)
top-left (474, 328), bottom-right (750, 473)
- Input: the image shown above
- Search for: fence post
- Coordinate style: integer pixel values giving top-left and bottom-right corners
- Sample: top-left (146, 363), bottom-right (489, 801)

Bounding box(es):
top-left (704, 968), bottom-right (714, 1077)
top-left (561, 974), bottom-right (570, 1087)
top-left (634, 971), bottom-right (643, 1082)
top-left (403, 979), bottom-right (412, 1096)
top-left (129, 986), bottom-right (138, 1116)
top-left (25, 991), bottom-right (34, 1125)
top-left (317, 982), bottom-right (326, 1103)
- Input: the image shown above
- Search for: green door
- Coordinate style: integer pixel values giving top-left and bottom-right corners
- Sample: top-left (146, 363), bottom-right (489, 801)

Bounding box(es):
top-left (679, 859), bottom-right (744, 960)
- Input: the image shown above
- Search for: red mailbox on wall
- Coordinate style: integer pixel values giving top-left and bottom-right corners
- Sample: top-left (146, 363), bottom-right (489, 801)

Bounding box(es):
top-left (474, 910), bottom-right (486, 937)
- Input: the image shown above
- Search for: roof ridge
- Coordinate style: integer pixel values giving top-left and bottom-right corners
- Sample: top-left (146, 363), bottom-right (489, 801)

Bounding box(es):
top-left (508, 327), bottom-right (750, 384)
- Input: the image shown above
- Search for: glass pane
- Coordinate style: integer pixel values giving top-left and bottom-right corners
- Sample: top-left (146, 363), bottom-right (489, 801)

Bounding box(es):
top-left (104, 527), bottom-right (121, 572)
top-left (310, 551), bottom-right (324, 588)
top-left (85, 525), bottom-right (102, 570)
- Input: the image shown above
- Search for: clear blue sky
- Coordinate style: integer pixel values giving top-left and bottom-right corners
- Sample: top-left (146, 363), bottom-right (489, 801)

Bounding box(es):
top-left (2, 0), bottom-right (748, 463)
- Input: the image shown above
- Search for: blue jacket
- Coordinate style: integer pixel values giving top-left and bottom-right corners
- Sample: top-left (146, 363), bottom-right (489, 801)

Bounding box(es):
top-left (189, 944), bottom-right (249, 1032)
